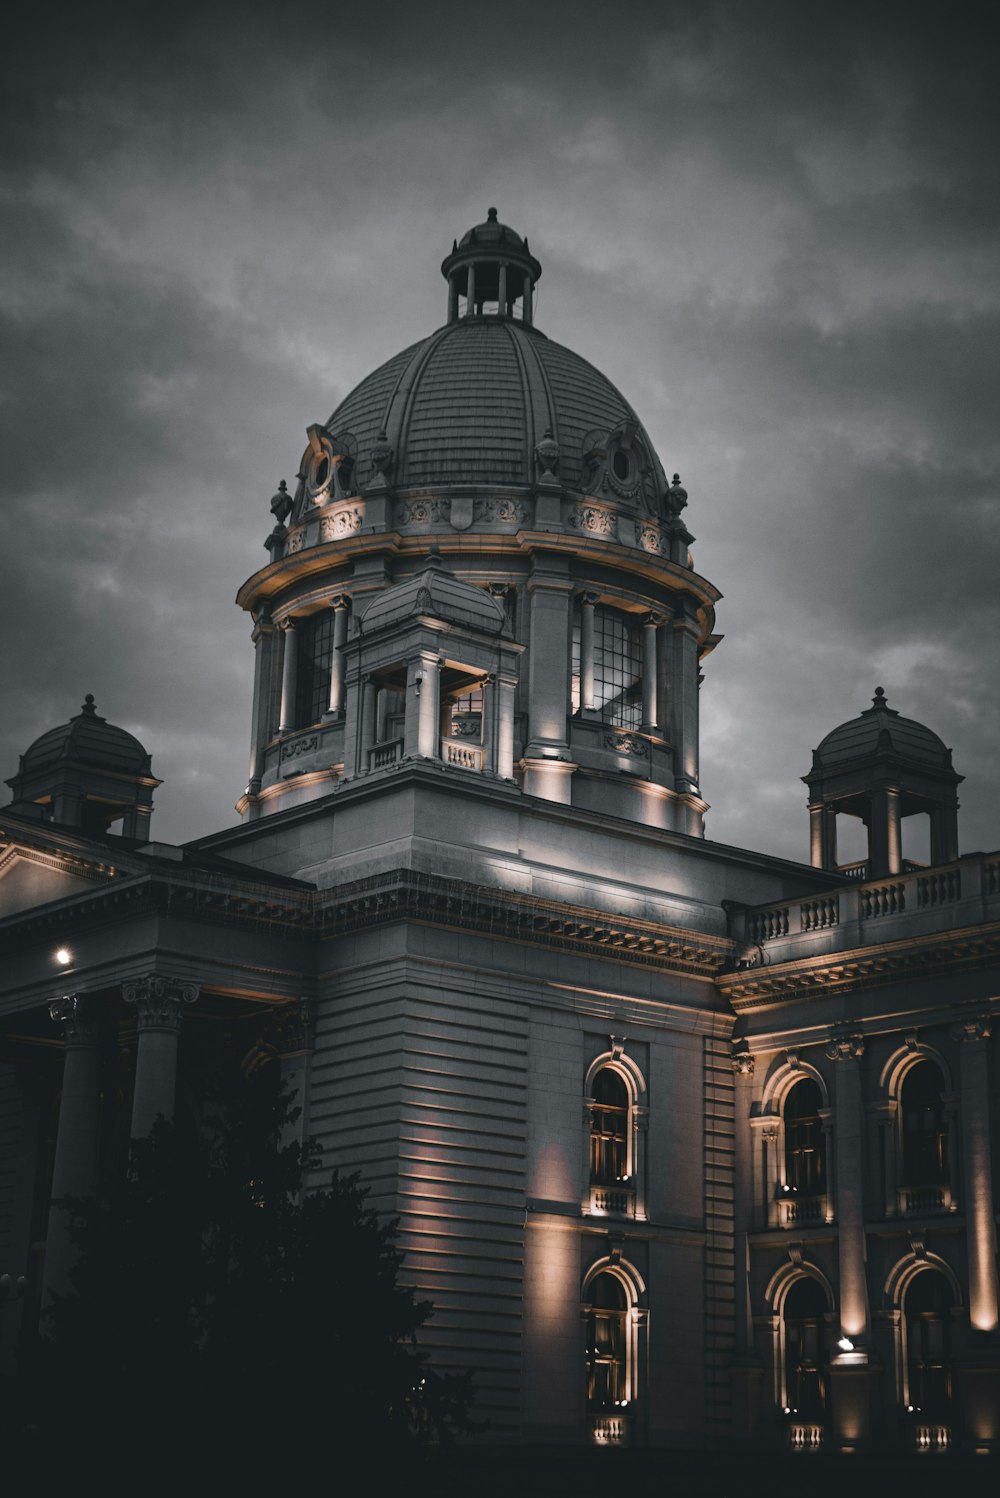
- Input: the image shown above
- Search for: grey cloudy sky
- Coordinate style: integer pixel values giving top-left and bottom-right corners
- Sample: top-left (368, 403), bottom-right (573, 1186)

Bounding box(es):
top-left (3, 0), bottom-right (998, 864)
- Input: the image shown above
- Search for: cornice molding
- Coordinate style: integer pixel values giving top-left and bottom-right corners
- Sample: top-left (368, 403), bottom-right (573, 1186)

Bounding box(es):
top-left (719, 921), bottom-right (1000, 1010)
top-left (0, 862), bottom-right (731, 979)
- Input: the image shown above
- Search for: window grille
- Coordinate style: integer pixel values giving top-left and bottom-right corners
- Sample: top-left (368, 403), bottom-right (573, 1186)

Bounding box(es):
top-left (571, 606), bottom-right (642, 728)
top-left (294, 614), bottom-right (334, 728)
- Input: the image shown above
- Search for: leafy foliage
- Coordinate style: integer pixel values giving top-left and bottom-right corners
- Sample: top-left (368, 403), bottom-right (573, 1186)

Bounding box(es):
top-left (23, 1054), bottom-right (474, 1470)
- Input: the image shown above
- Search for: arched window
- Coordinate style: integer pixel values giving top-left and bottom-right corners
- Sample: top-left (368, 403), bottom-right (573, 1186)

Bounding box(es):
top-left (784, 1078), bottom-right (826, 1196)
top-left (905, 1270), bottom-right (953, 1418)
top-left (901, 1062), bottom-right (949, 1188)
top-left (590, 1068), bottom-right (629, 1186)
top-left (783, 1277), bottom-right (828, 1419)
top-left (585, 1271), bottom-right (628, 1412)
top-left (294, 613), bottom-right (335, 727)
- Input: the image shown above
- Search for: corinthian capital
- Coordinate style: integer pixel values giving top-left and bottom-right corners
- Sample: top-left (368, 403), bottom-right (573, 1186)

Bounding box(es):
top-left (123, 975), bottom-right (199, 1032)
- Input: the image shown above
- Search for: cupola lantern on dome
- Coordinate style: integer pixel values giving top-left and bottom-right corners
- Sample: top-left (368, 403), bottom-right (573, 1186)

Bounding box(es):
top-left (441, 208), bottom-right (542, 324)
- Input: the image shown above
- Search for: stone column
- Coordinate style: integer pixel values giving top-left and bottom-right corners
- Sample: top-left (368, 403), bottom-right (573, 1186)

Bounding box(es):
top-left (495, 674), bottom-right (517, 779)
top-left (668, 599), bottom-right (700, 795)
top-left (326, 596), bottom-right (350, 716)
top-left (580, 592), bottom-right (597, 711)
top-left (447, 274), bottom-right (458, 322)
top-left (466, 263), bottom-right (476, 317)
top-left (523, 566), bottom-right (576, 803)
top-left (731, 1048), bottom-right (765, 1435)
top-left (358, 674), bottom-right (377, 771)
top-left (247, 604), bottom-right (276, 792)
top-left (498, 261), bottom-right (508, 314)
top-left (868, 786), bottom-right (901, 876)
top-left (272, 998), bottom-right (316, 1158)
top-left (123, 976), bottom-right (198, 1138)
top-left (826, 1032), bottom-right (868, 1341)
top-left (42, 995), bottom-right (103, 1307)
top-left (656, 616), bottom-right (670, 736)
top-left (523, 273), bottom-right (533, 325)
top-left (809, 804), bottom-right (824, 868)
top-left (416, 652), bottom-right (441, 758)
top-left (641, 614), bottom-right (660, 731)
top-left (277, 618), bottom-right (298, 734)
top-left (952, 1012), bottom-right (998, 1331)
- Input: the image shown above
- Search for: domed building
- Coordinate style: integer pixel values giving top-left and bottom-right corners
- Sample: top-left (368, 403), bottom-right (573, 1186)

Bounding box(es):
top-left (0, 213), bottom-right (997, 1463)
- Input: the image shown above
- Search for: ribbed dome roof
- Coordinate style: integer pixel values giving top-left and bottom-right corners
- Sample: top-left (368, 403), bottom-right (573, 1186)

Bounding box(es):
top-left (359, 552), bottom-right (507, 635)
top-left (18, 695), bottom-right (152, 776)
top-left (325, 318), bottom-right (669, 496)
top-left (814, 688), bottom-right (952, 771)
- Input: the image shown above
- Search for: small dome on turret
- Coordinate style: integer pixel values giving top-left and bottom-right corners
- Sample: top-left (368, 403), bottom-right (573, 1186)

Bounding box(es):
top-left (6, 695), bottom-right (160, 838)
top-left (813, 687), bottom-right (954, 773)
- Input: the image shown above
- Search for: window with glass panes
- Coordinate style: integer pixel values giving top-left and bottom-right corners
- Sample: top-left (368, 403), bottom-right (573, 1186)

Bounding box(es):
top-left (901, 1062), bottom-right (949, 1186)
top-left (783, 1277), bottom-right (827, 1417)
top-left (784, 1079), bottom-right (826, 1195)
top-left (590, 1068), bottom-right (629, 1184)
top-left (586, 1272), bottom-right (628, 1409)
top-left (294, 613), bottom-right (334, 728)
top-left (571, 605), bottom-right (642, 727)
top-left (906, 1270), bottom-right (953, 1415)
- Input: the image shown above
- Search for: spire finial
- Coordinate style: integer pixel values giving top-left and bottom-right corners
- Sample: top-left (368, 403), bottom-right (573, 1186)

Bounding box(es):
top-left (82, 694), bottom-right (97, 716)
top-left (487, 206), bottom-right (498, 223)
top-left (873, 686), bottom-right (887, 708)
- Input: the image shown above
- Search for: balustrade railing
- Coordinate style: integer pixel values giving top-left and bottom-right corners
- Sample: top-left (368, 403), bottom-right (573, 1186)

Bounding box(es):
top-left (589, 1412), bottom-right (631, 1446)
top-left (801, 895), bottom-right (839, 931)
top-left (369, 738), bottom-right (403, 771)
top-left (777, 1192), bottom-right (828, 1227)
top-left (590, 1183), bottom-right (636, 1218)
top-left (442, 740), bottom-right (485, 771)
top-left (741, 853), bottom-right (997, 953)
top-left (914, 1423), bottom-right (950, 1452)
top-left (788, 1423), bottom-right (824, 1452)
top-left (897, 1183), bottom-right (953, 1216)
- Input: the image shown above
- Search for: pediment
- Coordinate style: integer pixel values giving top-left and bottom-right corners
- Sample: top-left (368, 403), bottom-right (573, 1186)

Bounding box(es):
top-left (0, 844), bottom-right (112, 918)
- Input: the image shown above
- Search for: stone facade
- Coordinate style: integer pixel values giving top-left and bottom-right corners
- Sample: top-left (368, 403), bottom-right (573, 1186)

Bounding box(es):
top-left (1, 212), bottom-right (997, 1456)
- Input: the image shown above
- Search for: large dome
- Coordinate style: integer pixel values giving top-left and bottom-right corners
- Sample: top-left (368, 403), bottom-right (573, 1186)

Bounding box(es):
top-left (323, 319), bottom-right (669, 495)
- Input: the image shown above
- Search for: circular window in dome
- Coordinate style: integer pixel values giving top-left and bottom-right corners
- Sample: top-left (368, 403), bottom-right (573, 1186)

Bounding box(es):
top-left (313, 454), bottom-right (330, 489)
top-left (607, 442), bottom-right (640, 497)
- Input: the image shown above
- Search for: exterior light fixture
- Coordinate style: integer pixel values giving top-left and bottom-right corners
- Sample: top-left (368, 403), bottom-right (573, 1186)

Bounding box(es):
top-left (55, 947), bottom-right (72, 967)
top-left (837, 1336), bottom-right (854, 1352)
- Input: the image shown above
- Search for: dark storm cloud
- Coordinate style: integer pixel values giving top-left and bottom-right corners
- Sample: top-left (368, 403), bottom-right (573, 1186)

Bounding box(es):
top-left (2, 0), bottom-right (997, 859)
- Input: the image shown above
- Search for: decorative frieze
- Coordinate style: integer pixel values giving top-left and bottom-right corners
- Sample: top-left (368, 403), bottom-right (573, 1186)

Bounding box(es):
top-left (281, 733), bottom-right (320, 760)
top-left (603, 732), bottom-right (650, 759)
top-left (567, 504), bottom-right (618, 537)
top-left (319, 505), bottom-right (363, 541)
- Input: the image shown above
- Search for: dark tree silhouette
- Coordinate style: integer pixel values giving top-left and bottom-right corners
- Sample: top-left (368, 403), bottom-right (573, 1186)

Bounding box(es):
top-left (18, 1054), bottom-right (474, 1476)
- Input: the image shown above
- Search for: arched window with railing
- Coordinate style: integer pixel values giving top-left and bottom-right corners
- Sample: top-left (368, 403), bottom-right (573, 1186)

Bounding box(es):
top-left (782, 1276), bottom-right (828, 1421)
top-left (784, 1078), bottom-right (826, 1196)
top-left (901, 1062), bottom-right (949, 1190)
top-left (905, 1269), bottom-right (953, 1422)
top-left (590, 1067), bottom-right (629, 1187)
top-left (582, 1259), bottom-right (647, 1445)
